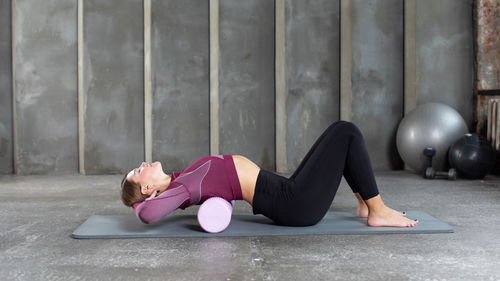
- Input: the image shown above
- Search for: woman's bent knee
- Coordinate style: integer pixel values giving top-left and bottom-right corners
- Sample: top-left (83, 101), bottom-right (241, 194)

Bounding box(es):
top-left (329, 120), bottom-right (363, 138)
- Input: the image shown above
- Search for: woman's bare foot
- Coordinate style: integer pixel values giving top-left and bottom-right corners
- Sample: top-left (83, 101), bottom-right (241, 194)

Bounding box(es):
top-left (354, 193), bottom-right (405, 218)
top-left (367, 205), bottom-right (418, 227)
top-left (355, 193), bottom-right (369, 218)
top-left (363, 194), bottom-right (416, 227)
top-left (357, 205), bottom-right (369, 218)
top-left (358, 205), bottom-right (406, 218)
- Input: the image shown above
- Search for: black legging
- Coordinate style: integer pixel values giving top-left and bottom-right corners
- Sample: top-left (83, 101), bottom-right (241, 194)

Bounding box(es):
top-left (252, 120), bottom-right (380, 226)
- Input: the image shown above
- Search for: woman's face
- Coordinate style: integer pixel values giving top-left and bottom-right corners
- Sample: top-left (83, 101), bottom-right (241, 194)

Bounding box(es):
top-left (126, 161), bottom-right (164, 193)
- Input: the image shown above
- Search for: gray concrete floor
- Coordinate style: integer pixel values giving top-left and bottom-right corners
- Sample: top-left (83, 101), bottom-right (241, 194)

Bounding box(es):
top-left (1, 170), bottom-right (499, 281)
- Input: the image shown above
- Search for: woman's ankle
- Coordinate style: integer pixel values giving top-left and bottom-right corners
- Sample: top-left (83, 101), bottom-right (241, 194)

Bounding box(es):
top-left (354, 193), bottom-right (369, 217)
top-left (354, 193), bottom-right (365, 204)
top-left (364, 194), bottom-right (386, 213)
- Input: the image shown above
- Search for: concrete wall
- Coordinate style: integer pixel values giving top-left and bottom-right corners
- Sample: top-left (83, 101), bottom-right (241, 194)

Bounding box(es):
top-left (151, 0), bottom-right (210, 172)
top-left (219, 0), bottom-right (276, 171)
top-left (285, 0), bottom-right (341, 171)
top-left (0, 0), bottom-right (12, 174)
top-left (12, 0), bottom-right (78, 174)
top-left (1, 0), bottom-right (475, 174)
top-left (352, 0), bottom-right (404, 170)
top-left (417, 0), bottom-right (474, 129)
top-left (82, 0), bottom-right (144, 174)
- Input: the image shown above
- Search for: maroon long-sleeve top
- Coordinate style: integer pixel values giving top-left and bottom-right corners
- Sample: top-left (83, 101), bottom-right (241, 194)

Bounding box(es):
top-left (132, 155), bottom-right (243, 224)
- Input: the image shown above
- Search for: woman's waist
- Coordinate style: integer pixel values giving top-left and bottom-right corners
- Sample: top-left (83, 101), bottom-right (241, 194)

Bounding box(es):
top-left (255, 169), bottom-right (295, 200)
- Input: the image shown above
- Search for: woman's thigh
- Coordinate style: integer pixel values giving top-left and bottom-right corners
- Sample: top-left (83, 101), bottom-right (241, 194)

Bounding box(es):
top-left (274, 121), bottom-right (358, 225)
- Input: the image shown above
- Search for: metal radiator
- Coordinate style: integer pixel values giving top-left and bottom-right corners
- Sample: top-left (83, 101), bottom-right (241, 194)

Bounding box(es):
top-left (487, 98), bottom-right (500, 151)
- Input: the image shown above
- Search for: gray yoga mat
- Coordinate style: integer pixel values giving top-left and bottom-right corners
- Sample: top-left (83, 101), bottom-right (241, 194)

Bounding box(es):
top-left (71, 211), bottom-right (453, 239)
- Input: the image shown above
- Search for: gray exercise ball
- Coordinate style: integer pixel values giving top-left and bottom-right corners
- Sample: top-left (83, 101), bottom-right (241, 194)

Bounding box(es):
top-left (396, 102), bottom-right (468, 173)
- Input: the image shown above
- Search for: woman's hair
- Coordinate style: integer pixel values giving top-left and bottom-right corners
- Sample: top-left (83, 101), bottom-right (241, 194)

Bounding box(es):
top-left (120, 173), bottom-right (149, 207)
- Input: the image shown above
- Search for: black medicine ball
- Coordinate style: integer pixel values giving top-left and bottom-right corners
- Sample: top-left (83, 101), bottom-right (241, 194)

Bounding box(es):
top-left (448, 133), bottom-right (496, 179)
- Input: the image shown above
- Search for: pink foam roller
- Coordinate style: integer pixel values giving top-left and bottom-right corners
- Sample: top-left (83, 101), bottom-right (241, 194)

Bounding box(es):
top-left (197, 197), bottom-right (235, 233)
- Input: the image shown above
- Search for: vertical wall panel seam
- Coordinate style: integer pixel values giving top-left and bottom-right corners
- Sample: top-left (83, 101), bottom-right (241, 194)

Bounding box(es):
top-left (275, 0), bottom-right (287, 173)
top-left (404, 0), bottom-right (417, 115)
top-left (210, 0), bottom-right (220, 156)
top-left (403, 0), bottom-right (417, 171)
top-left (144, 0), bottom-right (152, 163)
top-left (11, 0), bottom-right (18, 174)
top-left (340, 0), bottom-right (352, 122)
top-left (78, 0), bottom-right (85, 174)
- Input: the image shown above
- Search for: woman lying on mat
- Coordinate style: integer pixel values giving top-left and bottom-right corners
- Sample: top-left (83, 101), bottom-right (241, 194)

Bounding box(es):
top-left (120, 120), bottom-right (418, 227)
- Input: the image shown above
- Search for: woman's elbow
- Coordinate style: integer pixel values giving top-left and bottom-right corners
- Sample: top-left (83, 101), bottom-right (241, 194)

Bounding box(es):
top-left (137, 214), bottom-right (158, 224)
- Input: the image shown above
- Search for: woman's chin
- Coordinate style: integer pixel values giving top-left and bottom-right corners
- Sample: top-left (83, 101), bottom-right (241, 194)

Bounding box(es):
top-left (155, 161), bottom-right (163, 171)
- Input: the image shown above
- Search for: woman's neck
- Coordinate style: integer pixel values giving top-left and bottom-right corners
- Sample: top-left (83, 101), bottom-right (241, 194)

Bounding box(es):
top-left (156, 174), bottom-right (172, 193)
